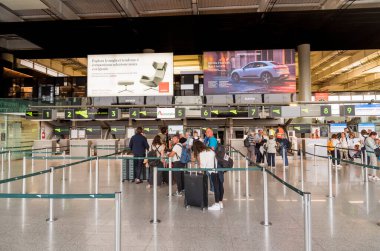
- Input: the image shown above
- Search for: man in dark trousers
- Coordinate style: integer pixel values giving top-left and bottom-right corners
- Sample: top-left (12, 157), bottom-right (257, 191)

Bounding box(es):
top-left (129, 127), bottom-right (149, 184)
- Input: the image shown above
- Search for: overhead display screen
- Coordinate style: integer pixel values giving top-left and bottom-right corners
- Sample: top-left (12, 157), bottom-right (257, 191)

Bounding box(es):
top-left (203, 49), bottom-right (296, 95)
top-left (330, 123), bottom-right (347, 133)
top-left (87, 53), bottom-right (174, 97)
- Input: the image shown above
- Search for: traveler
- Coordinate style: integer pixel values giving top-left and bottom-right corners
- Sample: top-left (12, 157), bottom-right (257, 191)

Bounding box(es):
top-left (245, 130), bottom-right (256, 163)
top-left (328, 134), bottom-right (341, 169)
top-left (279, 137), bottom-right (289, 168)
top-left (193, 141), bottom-right (224, 211)
top-left (184, 130), bottom-right (194, 150)
top-left (158, 127), bottom-right (169, 148)
top-left (129, 127), bottom-right (149, 184)
top-left (205, 128), bottom-right (218, 192)
top-left (340, 132), bottom-right (348, 160)
top-left (365, 131), bottom-right (379, 181)
top-left (147, 135), bottom-right (165, 189)
top-left (254, 129), bottom-right (264, 163)
top-left (347, 133), bottom-right (358, 160)
top-left (264, 135), bottom-right (277, 168)
top-left (261, 130), bottom-right (269, 164)
top-left (167, 135), bottom-right (185, 196)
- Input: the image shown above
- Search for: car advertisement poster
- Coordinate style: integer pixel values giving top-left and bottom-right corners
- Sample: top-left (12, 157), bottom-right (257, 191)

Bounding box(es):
top-left (87, 53), bottom-right (173, 97)
top-left (203, 50), bottom-right (296, 95)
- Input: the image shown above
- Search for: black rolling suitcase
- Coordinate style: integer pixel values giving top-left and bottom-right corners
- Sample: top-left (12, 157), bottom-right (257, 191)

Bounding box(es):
top-left (184, 171), bottom-right (208, 210)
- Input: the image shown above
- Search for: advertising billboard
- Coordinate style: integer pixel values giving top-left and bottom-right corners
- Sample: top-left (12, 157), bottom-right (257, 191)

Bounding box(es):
top-left (88, 53), bottom-right (173, 97)
top-left (203, 49), bottom-right (296, 95)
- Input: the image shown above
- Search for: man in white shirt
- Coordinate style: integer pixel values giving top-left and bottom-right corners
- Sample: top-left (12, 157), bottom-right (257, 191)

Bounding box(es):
top-left (168, 135), bottom-right (185, 196)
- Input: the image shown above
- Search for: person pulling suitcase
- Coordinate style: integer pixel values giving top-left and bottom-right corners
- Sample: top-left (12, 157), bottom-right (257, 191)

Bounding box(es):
top-left (193, 141), bottom-right (224, 211)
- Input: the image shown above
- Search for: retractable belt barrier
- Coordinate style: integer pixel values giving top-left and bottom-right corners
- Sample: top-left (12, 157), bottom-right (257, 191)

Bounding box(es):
top-left (225, 146), bottom-right (312, 251)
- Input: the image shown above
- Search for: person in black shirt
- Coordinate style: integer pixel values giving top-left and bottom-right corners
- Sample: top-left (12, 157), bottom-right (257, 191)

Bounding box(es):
top-left (129, 127), bottom-right (149, 184)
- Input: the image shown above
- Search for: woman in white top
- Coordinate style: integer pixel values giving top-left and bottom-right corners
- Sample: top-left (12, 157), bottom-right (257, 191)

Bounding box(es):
top-left (340, 132), bottom-right (348, 160)
top-left (193, 141), bottom-right (223, 211)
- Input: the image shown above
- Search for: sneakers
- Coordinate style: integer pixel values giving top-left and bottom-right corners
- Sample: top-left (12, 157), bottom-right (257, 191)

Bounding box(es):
top-left (336, 165), bottom-right (342, 170)
top-left (373, 176), bottom-right (380, 181)
top-left (208, 203), bottom-right (221, 211)
top-left (219, 202), bottom-right (224, 209)
top-left (173, 191), bottom-right (183, 197)
top-left (135, 179), bottom-right (143, 184)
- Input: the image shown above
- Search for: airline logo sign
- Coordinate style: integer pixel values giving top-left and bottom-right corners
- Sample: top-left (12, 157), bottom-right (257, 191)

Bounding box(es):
top-left (157, 108), bottom-right (176, 119)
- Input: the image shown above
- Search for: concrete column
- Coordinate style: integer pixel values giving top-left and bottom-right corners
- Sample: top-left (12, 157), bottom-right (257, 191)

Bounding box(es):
top-left (297, 44), bottom-right (311, 102)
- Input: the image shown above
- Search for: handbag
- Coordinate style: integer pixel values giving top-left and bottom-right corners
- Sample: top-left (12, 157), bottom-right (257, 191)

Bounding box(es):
top-left (374, 148), bottom-right (380, 157)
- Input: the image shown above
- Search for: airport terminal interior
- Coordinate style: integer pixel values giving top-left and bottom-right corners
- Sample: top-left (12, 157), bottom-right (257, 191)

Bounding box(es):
top-left (1, 1), bottom-right (380, 250)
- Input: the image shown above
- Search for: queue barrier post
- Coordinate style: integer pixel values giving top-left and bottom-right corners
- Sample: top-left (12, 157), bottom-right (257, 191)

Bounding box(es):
top-left (245, 158), bottom-right (250, 198)
top-left (1, 147), bottom-right (4, 171)
top-left (327, 156), bottom-right (334, 198)
top-left (46, 167), bottom-right (57, 222)
top-left (22, 156), bottom-right (26, 194)
top-left (260, 169), bottom-right (271, 226)
top-left (32, 150), bottom-right (35, 169)
top-left (168, 158), bottom-right (172, 201)
top-left (300, 149), bottom-right (304, 191)
top-left (150, 166), bottom-right (160, 224)
top-left (115, 192), bottom-right (121, 251)
top-left (313, 144), bottom-right (316, 166)
top-left (364, 150), bottom-right (368, 182)
top-left (334, 147), bottom-right (338, 168)
top-left (8, 150), bottom-right (11, 173)
top-left (304, 192), bottom-right (312, 251)
top-left (45, 148), bottom-right (48, 170)
top-left (95, 156), bottom-right (99, 194)
top-left (282, 147), bottom-right (286, 170)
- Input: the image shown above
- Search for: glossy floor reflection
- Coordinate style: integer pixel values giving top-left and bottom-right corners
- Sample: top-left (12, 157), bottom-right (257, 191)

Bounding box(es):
top-left (0, 155), bottom-right (380, 250)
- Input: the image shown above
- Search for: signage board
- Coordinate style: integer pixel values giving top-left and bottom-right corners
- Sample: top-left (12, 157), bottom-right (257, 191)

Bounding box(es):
top-left (85, 126), bottom-right (102, 136)
top-left (330, 123), bottom-right (347, 133)
top-left (340, 105), bottom-right (356, 116)
top-left (248, 106), bottom-right (260, 118)
top-left (157, 108), bottom-right (176, 119)
top-left (53, 127), bottom-right (69, 135)
top-left (203, 49), bottom-right (296, 95)
top-left (320, 105), bottom-right (332, 116)
top-left (355, 104), bottom-right (380, 116)
top-left (201, 108), bottom-right (211, 118)
top-left (25, 110), bottom-right (41, 119)
top-left (291, 124), bottom-right (311, 133)
top-left (143, 126), bottom-right (159, 135)
top-left (270, 106), bottom-right (282, 117)
top-left (358, 123), bottom-right (376, 133)
top-left (88, 53), bottom-right (174, 97)
top-left (110, 126), bottom-right (126, 135)
top-left (168, 125), bottom-right (184, 135)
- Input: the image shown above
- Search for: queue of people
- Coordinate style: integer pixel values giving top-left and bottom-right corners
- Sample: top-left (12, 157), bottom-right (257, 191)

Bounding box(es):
top-left (244, 125), bottom-right (290, 168)
top-left (128, 126), bottom-right (225, 211)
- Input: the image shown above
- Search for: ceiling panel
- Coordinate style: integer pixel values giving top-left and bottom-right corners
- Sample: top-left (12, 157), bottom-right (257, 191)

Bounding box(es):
top-left (134, 0), bottom-right (191, 12)
top-left (198, 0), bottom-right (259, 8)
top-left (63, 0), bottom-right (119, 14)
top-left (0, 0), bottom-right (47, 10)
top-left (14, 9), bottom-right (48, 16)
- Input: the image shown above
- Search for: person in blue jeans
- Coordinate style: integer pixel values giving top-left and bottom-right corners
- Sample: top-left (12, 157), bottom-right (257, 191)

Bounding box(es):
top-left (279, 138), bottom-right (289, 167)
top-left (205, 128), bottom-right (217, 192)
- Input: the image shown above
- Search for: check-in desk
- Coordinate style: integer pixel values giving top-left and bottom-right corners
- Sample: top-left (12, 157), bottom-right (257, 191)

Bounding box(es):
top-left (303, 138), bottom-right (328, 159)
top-left (70, 140), bottom-right (91, 157)
top-left (33, 140), bottom-right (56, 156)
top-left (229, 139), bottom-right (245, 155)
top-left (57, 139), bottom-right (70, 153)
top-left (94, 139), bottom-right (118, 156)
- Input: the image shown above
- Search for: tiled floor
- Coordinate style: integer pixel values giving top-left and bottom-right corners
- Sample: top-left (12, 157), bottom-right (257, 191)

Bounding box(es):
top-left (1, 154), bottom-right (380, 250)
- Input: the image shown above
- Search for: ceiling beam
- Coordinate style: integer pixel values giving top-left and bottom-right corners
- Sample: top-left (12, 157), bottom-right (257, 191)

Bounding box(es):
top-left (192, 0), bottom-right (199, 15)
top-left (0, 37), bottom-right (40, 50)
top-left (116, 0), bottom-right (138, 17)
top-left (321, 0), bottom-right (342, 9)
top-left (40, 0), bottom-right (79, 20)
top-left (258, 0), bottom-right (270, 12)
top-left (0, 5), bottom-right (23, 22)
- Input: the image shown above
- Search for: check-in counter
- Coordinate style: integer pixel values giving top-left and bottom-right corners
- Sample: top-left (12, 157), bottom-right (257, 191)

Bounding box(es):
top-left (303, 138), bottom-right (328, 159)
top-left (70, 140), bottom-right (91, 157)
top-left (58, 139), bottom-right (70, 153)
top-left (230, 139), bottom-right (245, 155)
top-left (94, 139), bottom-right (118, 156)
top-left (33, 140), bottom-right (56, 156)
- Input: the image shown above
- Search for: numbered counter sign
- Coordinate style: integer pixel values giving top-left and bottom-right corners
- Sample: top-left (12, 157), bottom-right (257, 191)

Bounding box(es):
top-left (320, 105), bottom-right (332, 116)
top-left (175, 108), bottom-right (185, 119)
top-left (248, 106), bottom-right (260, 118)
top-left (201, 108), bottom-right (211, 118)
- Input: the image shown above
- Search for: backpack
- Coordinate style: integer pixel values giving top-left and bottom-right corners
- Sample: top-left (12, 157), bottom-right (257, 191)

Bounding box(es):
top-left (244, 137), bottom-right (250, 147)
top-left (176, 144), bottom-right (191, 164)
top-left (147, 145), bottom-right (161, 167)
top-left (214, 143), bottom-right (234, 170)
top-left (327, 140), bottom-right (334, 152)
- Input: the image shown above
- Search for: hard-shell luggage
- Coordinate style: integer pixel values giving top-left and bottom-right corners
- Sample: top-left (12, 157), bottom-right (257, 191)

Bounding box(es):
top-left (184, 172), bottom-right (208, 210)
top-left (122, 158), bottom-right (149, 181)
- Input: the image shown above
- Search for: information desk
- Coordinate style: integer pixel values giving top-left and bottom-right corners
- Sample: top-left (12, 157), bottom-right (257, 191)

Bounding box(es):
top-left (33, 140), bottom-right (56, 156)
top-left (70, 140), bottom-right (91, 157)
